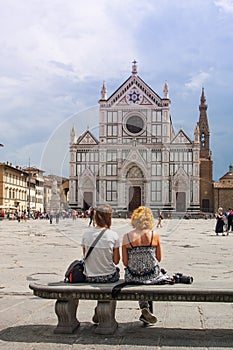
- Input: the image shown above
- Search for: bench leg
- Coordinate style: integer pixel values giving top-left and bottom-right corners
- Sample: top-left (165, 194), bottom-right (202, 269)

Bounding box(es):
top-left (95, 300), bottom-right (118, 335)
top-left (54, 299), bottom-right (80, 334)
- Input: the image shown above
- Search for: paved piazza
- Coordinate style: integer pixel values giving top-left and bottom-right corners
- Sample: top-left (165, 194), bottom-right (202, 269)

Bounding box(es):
top-left (0, 217), bottom-right (233, 349)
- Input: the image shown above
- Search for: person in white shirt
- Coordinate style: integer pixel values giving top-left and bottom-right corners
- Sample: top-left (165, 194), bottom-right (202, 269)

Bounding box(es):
top-left (81, 204), bottom-right (120, 282)
top-left (81, 204), bottom-right (120, 324)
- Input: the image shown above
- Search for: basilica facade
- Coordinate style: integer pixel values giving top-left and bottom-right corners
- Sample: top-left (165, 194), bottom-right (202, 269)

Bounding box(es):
top-left (69, 62), bottom-right (213, 214)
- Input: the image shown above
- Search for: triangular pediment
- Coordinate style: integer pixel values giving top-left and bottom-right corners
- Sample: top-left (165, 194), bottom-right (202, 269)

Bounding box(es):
top-left (79, 169), bottom-right (95, 188)
top-left (107, 75), bottom-right (163, 108)
top-left (171, 129), bottom-right (192, 144)
top-left (174, 167), bottom-right (188, 179)
top-left (77, 130), bottom-right (99, 145)
top-left (82, 168), bottom-right (94, 177)
top-left (121, 149), bottom-right (148, 178)
top-left (173, 167), bottom-right (189, 190)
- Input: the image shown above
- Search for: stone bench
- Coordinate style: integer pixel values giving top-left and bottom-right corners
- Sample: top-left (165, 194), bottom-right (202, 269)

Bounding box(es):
top-left (29, 280), bottom-right (233, 335)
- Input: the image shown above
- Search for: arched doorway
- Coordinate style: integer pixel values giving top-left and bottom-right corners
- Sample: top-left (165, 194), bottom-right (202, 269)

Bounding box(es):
top-left (83, 192), bottom-right (93, 211)
top-left (79, 173), bottom-right (95, 211)
top-left (129, 186), bottom-right (141, 212)
top-left (176, 192), bottom-right (186, 212)
top-left (173, 168), bottom-right (189, 213)
top-left (126, 165), bottom-right (144, 212)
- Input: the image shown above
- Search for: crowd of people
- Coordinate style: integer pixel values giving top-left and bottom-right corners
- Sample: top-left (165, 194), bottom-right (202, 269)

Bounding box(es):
top-left (0, 210), bottom-right (72, 222)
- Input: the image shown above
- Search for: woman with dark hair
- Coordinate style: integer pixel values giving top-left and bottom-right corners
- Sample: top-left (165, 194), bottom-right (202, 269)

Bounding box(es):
top-left (226, 208), bottom-right (233, 234)
top-left (81, 204), bottom-right (120, 325)
top-left (81, 204), bottom-right (120, 283)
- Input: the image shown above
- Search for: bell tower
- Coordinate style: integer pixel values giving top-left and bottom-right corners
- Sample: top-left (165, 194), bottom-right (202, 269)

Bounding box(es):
top-left (198, 88), bottom-right (213, 212)
top-left (199, 88), bottom-right (210, 158)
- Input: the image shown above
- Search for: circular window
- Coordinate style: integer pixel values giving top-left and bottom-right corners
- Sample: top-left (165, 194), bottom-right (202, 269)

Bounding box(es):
top-left (125, 115), bottom-right (144, 134)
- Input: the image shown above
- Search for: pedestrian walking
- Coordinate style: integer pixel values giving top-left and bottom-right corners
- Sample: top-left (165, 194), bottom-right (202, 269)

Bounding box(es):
top-left (226, 208), bottom-right (233, 234)
top-left (88, 206), bottom-right (95, 226)
top-left (156, 211), bottom-right (163, 228)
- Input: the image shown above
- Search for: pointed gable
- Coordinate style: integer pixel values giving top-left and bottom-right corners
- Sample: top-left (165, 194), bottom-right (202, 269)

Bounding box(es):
top-left (121, 148), bottom-right (148, 178)
top-left (77, 130), bottom-right (99, 145)
top-left (171, 129), bottom-right (192, 144)
top-left (104, 74), bottom-right (164, 108)
top-left (125, 148), bottom-right (147, 166)
top-left (173, 166), bottom-right (189, 191)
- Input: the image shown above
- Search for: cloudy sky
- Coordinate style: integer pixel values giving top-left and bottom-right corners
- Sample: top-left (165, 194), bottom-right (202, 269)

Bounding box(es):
top-left (0, 0), bottom-right (232, 180)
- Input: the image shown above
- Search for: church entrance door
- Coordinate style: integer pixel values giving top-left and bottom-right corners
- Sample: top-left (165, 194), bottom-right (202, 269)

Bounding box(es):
top-left (176, 192), bottom-right (186, 212)
top-left (128, 186), bottom-right (141, 212)
top-left (83, 192), bottom-right (93, 211)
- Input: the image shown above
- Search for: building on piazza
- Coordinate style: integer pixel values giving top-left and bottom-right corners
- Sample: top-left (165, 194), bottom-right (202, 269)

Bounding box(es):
top-left (69, 61), bottom-right (213, 215)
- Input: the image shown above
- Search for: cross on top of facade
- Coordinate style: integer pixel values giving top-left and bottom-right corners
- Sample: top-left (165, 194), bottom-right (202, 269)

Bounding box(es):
top-left (132, 60), bottom-right (138, 75)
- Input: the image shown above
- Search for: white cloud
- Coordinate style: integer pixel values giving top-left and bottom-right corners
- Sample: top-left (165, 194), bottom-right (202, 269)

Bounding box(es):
top-left (214, 0), bottom-right (233, 14)
top-left (0, 0), bottom-right (232, 180)
top-left (0, 0), bottom-right (156, 82)
top-left (185, 71), bottom-right (210, 91)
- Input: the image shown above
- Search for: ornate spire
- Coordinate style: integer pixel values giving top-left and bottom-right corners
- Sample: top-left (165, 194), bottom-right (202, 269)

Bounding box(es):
top-left (194, 122), bottom-right (200, 143)
top-left (200, 87), bottom-right (206, 105)
top-left (132, 59), bottom-right (138, 75)
top-left (101, 81), bottom-right (107, 100)
top-left (70, 126), bottom-right (76, 144)
top-left (163, 81), bottom-right (169, 99)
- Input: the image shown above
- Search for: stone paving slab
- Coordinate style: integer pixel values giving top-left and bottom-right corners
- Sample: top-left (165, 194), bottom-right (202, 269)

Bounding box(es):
top-left (1, 217), bottom-right (233, 349)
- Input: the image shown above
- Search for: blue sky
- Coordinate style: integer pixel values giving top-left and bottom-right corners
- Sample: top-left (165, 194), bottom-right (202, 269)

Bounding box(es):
top-left (0, 0), bottom-right (232, 181)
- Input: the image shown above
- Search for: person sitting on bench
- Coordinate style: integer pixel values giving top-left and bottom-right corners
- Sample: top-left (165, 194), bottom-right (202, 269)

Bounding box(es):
top-left (122, 206), bottom-right (162, 325)
top-left (81, 204), bottom-right (120, 323)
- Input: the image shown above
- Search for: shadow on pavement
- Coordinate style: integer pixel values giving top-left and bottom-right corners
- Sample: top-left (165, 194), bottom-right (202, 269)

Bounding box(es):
top-left (1, 323), bottom-right (233, 347)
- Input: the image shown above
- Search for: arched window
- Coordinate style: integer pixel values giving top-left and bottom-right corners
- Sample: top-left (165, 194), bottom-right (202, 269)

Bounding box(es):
top-left (126, 166), bottom-right (144, 179)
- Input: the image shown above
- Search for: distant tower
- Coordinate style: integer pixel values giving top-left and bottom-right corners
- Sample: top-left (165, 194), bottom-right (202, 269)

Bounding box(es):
top-left (199, 88), bottom-right (210, 158)
top-left (198, 88), bottom-right (213, 212)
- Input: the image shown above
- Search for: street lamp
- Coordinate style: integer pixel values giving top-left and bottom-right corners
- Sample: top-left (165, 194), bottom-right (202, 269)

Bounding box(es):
top-left (0, 143), bottom-right (4, 147)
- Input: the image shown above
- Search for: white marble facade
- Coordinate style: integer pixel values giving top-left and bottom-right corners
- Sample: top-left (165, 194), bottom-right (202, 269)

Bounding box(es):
top-left (69, 62), bottom-right (200, 214)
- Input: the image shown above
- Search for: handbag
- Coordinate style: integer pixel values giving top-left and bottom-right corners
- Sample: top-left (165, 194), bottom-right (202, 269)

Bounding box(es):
top-left (64, 228), bottom-right (106, 283)
top-left (64, 259), bottom-right (86, 283)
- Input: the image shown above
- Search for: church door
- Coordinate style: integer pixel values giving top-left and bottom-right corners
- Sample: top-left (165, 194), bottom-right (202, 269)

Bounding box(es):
top-left (83, 192), bottom-right (93, 211)
top-left (202, 199), bottom-right (210, 212)
top-left (176, 192), bottom-right (186, 212)
top-left (128, 186), bottom-right (141, 212)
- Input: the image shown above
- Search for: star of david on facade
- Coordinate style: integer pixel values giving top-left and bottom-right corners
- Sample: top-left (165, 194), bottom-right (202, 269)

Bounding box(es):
top-left (129, 91), bottom-right (140, 103)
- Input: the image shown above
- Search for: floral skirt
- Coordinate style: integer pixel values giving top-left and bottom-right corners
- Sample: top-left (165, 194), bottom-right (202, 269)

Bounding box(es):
top-left (85, 267), bottom-right (120, 283)
top-left (124, 265), bottom-right (160, 284)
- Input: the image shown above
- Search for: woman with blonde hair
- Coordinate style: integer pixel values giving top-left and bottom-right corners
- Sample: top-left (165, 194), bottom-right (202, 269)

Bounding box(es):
top-left (215, 207), bottom-right (226, 236)
top-left (122, 206), bottom-right (162, 324)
